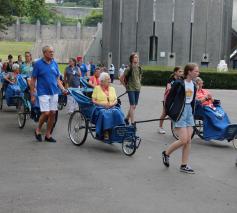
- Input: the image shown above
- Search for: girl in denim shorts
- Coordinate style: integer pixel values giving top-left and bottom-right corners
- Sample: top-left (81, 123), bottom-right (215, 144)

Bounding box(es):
top-left (162, 63), bottom-right (199, 174)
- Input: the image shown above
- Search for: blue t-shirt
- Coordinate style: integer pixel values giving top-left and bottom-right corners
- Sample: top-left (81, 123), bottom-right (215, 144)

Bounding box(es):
top-left (65, 65), bottom-right (81, 88)
top-left (90, 64), bottom-right (96, 76)
top-left (78, 63), bottom-right (87, 77)
top-left (32, 58), bottom-right (60, 96)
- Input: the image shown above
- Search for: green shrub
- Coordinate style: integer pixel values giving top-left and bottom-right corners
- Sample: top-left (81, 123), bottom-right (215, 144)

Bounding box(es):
top-left (142, 69), bottom-right (237, 89)
top-left (83, 10), bottom-right (102, 26)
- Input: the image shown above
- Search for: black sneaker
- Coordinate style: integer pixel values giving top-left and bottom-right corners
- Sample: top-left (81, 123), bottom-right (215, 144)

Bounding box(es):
top-left (45, 136), bottom-right (57, 143)
top-left (34, 130), bottom-right (42, 142)
top-left (162, 151), bottom-right (169, 167)
top-left (180, 165), bottom-right (195, 174)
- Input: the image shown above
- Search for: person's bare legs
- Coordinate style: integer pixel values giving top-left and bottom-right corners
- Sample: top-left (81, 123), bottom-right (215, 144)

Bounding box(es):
top-left (159, 107), bottom-right (166, 128)
top-left (45, 111), bottom-right (56, 138)
top-left (130, 105), bottom-right (136, 124)
top-left (181, 127), bottom-right (193, 165)
top-left (126, 105), bottom-right (136, 124)
top-left (165, 128), bottom-right (189, 156)
top-left (35, 111), bottom-right (50, 134)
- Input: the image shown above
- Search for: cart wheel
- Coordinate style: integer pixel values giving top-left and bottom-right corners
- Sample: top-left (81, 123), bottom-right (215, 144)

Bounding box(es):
top-left (17, 99), bottom-right (26, 129)
top-left (171, 121), bottom-right (195, 140)
top-left (58, 103), bottom-right (63, 110)
top-left (122, 137), bottom-right (136, 156)
top-left (232, 138), bottom-right (237, 149)
top-left (68, 110), bottom-right (88, 146)
top-left (194, 118), bottom-right (204, 139)
top-left (0, 88), bottom-right (3, 110)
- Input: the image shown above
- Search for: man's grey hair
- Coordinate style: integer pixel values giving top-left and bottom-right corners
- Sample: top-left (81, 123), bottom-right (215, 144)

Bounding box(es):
top-left (99, 72), bottom-right (110, 82)
top-left (42, 45), bottom-right (53, 54)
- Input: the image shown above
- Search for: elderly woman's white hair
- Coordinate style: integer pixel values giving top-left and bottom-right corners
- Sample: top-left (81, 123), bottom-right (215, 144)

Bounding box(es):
top-left (99, 72), bottom-right (110, 82)
top-left (195, 77), bottom-right (203, 83)
top-left (12, 63), bottom-right (20, 71)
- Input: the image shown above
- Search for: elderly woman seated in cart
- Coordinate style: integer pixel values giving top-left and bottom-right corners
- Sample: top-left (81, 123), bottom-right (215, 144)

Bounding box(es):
top-left (196, 77), bottom-right (216, 109)
top-left (91, 72), bottom-right (125, 140)
top-left (195, 77), bottom-right (231, 140)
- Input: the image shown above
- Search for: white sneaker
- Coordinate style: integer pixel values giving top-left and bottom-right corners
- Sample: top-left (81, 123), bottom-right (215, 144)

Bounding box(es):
top-left (158, 127), bottom-right (166, 134)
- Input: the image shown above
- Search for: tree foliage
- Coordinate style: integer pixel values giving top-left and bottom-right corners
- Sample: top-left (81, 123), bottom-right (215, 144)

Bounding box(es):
top-left (0, 0), bottom-right (57, 30)
top-left (0, 0), bottom-right (24, 31)
top-left (84, 10), bottom-right (102, 26)
top-left (63, 0), bottom-right (101, 7)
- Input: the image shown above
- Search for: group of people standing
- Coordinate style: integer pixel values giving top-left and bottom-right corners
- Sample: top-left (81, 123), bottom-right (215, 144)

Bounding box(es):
top-left (0, 52), bottom-right (33, 76)
top-left (1, 45), bottom-right (204, 174)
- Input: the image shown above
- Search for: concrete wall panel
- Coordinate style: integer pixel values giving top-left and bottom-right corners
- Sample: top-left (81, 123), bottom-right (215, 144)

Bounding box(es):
top-left (173, 0), bottom-right (192, 65)
top-left (102, 0), bottom-right (113, 64)
top-left (156, 0), bottom-right (173, 66)
top-left (61, 26), bottom-right (77, 39)
top-left (121, 0), bottom-right (138, 65)
top-left (20, 24), bottom-right (36, 41)
top-left (41, 25), bottom-right (57, 40)
top-left (137, 0), bottom-right (153, 65)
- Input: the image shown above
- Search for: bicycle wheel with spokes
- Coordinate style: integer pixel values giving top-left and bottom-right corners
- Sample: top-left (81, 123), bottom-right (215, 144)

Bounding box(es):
top-left (68, 110), bottom-right (88, 146)
top-left (194, 118), bottom-right (204, 139)
top-left (122, 137), bottom-right (136, 156)
top-left (171, 121), bottom-right (195, 140)
top-left (232, 138), bottom-right (237, 149)
top-left (17, 99), bottom-right (27, 129)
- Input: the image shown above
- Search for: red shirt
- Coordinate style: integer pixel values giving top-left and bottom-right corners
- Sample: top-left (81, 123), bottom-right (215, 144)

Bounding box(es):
top-left (89, 76), bottom-right (100, 86)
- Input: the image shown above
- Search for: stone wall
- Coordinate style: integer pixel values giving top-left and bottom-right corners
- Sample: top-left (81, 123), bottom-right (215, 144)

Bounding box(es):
top-left (53, 6), bottom-right (102, 18)
top-left (0, 19), bottom-right (97, 42)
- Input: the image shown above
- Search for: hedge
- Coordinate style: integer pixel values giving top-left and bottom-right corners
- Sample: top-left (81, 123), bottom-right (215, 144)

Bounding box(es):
top-left (142, 70), bottom-right (237, 89)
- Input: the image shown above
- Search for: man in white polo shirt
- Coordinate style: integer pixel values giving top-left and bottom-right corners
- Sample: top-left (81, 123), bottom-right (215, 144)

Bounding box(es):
top-left (30, 46), bottom-right (66, 142)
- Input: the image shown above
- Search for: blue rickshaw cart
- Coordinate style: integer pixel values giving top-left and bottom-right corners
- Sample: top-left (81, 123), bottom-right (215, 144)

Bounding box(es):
top-left (67, 88), bottom-right (141, 156)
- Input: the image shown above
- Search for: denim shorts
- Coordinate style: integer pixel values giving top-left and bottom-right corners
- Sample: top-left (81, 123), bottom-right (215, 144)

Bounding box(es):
top-left (127, 91), bottom-right (140, 106)
top-left (173, 103), bottom-right (195, 128)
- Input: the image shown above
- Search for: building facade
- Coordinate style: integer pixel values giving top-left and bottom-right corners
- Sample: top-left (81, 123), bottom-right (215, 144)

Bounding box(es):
top-left (102, 0), bottom-right (233, 69)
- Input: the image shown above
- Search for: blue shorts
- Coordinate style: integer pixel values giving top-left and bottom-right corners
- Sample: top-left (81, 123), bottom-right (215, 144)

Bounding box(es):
top-left (173, 104), bottom-right (194, 128)
top-left (127, 91), bottom-right (140, 106)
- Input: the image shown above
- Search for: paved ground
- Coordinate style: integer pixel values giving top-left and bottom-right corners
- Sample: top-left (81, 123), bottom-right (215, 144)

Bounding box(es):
top-left (0, 81), bottom-right (237, 213)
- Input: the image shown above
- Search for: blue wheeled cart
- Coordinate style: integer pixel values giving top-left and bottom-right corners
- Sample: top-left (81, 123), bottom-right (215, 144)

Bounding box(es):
top-left (67, 88), bottom-right (141, 156)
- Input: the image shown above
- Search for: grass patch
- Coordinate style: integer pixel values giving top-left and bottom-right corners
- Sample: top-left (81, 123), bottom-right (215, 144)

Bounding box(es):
top-left (58, 63), bottom-right (67, 74)
top-left (0, 41), bottom-right (34, 61)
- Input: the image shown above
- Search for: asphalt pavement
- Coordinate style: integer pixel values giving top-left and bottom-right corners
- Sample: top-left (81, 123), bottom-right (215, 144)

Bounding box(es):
top-left (0, 81), bottom-right (237, 213)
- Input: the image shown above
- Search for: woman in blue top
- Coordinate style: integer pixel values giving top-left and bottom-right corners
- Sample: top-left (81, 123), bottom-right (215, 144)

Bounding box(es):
top-left (21, 52), bottom-right (33, 77)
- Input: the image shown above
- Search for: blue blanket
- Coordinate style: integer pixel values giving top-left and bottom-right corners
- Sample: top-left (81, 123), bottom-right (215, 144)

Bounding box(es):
top-left (195, 104), bottom-right (230, 140)
top-left (91, 106), bottom-right (125, 139)
top-left (5, 84), bottom-right (22, 106)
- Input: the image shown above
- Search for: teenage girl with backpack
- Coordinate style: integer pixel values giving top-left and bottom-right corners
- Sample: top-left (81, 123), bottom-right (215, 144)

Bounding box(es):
top-left (120, 53), bottom-right (142, 126)
top-left (162, 63), bottom-right (199, 174)
top-left (158, 67), bottom-right (183, 134)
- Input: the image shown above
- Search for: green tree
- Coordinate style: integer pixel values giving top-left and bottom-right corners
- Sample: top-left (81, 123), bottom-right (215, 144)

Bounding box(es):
top-left (26, 0), bottom-right (55, 24)
top-left (84, 10), bottom-right (102, 26)
top-left (63, 0), bottom-right (101, 7)
top-left (0, 0), bottom-right (26, 32)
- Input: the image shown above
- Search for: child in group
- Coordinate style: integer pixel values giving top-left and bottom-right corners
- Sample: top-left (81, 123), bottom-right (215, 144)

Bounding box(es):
top-left (158, 67), bottom-right (183, 134)
top-left (88, 67), bottom-right (101, 88)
